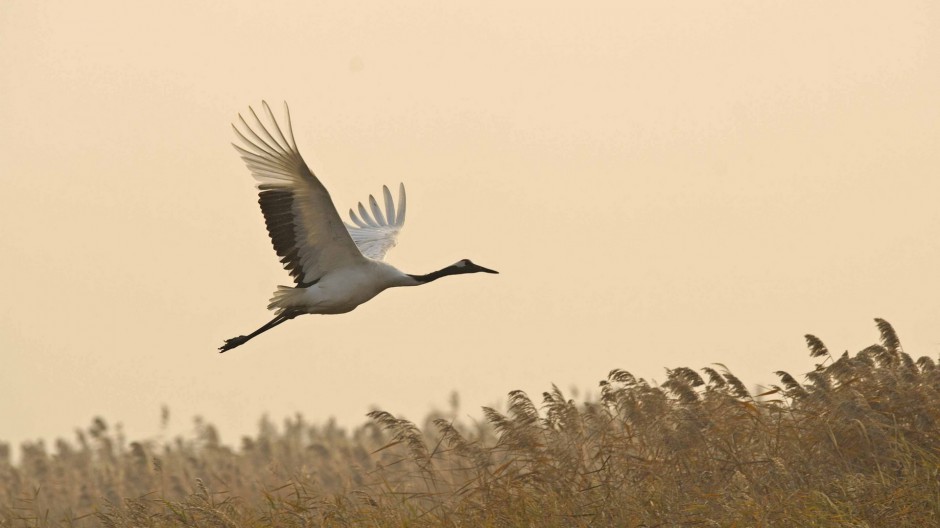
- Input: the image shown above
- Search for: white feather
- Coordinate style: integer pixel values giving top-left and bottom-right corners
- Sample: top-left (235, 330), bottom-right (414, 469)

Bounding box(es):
top-left (344, 183), bottom-right (406, 261)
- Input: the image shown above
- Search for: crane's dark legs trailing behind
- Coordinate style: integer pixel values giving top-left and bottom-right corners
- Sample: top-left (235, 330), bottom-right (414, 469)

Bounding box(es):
top-left (219, 310), bottom-right (301, 353)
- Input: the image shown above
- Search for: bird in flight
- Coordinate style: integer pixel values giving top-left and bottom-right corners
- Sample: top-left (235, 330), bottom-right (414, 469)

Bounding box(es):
top-left (220, 102), bottom-right (498, 352)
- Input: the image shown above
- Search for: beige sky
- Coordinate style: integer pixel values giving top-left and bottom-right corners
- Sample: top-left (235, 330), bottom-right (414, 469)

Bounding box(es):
top-left (1, 1), bottom-right (938, 449)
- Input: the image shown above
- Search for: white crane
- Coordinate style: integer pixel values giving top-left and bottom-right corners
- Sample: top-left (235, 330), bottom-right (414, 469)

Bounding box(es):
top-left (219, 102), bottom-right (498, 352)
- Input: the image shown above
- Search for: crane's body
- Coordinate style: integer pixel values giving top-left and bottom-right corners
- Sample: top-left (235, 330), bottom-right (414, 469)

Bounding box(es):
top-left (219, 102), bottom-right (497, 352)
top-left (270, 260), bottom-right (416, 315)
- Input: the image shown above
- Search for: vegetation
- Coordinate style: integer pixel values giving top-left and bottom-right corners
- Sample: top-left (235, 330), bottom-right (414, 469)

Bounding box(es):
top-left (2, 319), bottom-right (939, 527)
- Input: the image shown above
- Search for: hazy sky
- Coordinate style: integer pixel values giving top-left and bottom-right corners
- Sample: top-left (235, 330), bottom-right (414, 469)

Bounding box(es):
top-left (2, 1), bottom-right (938, 449)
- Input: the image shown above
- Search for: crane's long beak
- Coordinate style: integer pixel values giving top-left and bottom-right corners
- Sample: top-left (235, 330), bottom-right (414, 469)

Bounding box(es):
top-left (475, 264), bottom-right (499, 274)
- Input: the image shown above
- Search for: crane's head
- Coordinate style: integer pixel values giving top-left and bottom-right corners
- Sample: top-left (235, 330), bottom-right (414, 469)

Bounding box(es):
top-left (453, 259), bottom-right (499, 275)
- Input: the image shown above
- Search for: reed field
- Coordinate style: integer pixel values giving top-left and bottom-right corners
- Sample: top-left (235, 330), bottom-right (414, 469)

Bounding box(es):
top-left (2, 319), bottom-right (938, 527)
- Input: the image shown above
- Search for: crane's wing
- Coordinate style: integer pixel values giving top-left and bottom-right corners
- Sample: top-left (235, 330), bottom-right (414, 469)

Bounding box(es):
top-left (232, 102), bottom-right (364, 286)
top-left (344, 183), bottom-right (407, 261)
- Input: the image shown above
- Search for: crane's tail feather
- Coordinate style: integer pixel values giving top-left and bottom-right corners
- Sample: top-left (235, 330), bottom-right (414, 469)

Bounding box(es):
top-left (267, 285), bottom-right (308, 313)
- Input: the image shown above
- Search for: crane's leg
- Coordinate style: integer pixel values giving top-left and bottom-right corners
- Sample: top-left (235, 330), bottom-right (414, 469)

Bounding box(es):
top-left (219, 311), bottom-right (300, 353)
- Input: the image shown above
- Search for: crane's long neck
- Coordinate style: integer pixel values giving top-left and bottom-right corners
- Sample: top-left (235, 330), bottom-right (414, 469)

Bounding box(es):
top-left (407, 265), bottom-right (463, 284)
top-left (403, 260), bottom-right (497, 285)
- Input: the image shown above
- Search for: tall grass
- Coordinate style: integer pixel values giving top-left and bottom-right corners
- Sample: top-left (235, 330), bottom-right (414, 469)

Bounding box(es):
top-left (2, 319), bottom-right (938, 526)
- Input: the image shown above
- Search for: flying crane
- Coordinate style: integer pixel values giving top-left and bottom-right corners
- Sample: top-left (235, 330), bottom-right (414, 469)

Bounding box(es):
top-left (220, 102), bottom-right (498, 352)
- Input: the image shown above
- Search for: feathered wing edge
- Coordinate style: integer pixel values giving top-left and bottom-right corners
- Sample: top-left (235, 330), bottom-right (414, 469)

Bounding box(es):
top-left (231, 101), bottom-right (363, 285)
top-left (344, 183), bottom-right (407, 260)
top-left (346, 183), bottom-right (406, 228)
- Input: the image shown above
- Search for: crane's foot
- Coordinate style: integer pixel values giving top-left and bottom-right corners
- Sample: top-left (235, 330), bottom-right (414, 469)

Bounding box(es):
top-left (219, 335), bottom-right (248, 353)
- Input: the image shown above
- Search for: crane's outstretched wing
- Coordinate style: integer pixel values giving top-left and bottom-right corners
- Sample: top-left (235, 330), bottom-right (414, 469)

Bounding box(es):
top-left (232, 102), bottom-right (364, 286)
top-left (344, 183), bottom-right (407, 261)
